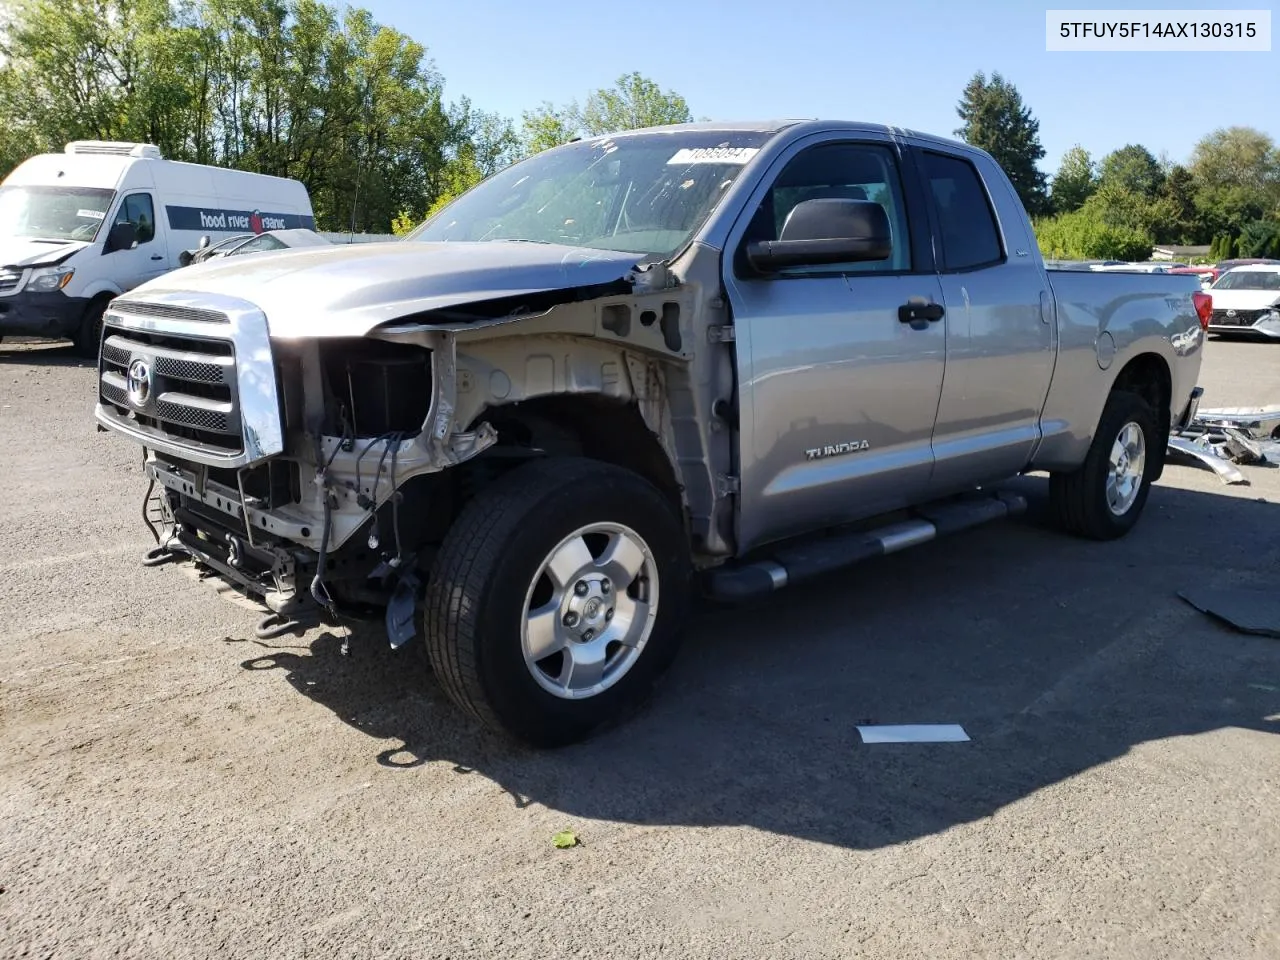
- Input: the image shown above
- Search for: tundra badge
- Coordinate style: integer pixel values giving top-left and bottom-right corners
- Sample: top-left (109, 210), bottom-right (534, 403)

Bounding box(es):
top-left (805, 440), bottom-right (870, 461)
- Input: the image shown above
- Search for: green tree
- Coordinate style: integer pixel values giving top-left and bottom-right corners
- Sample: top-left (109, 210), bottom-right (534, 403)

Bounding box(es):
top-left (1034, 208), bottom-right (1152, 261)
top-left (1154, 164), bottom-right (1204, 244)
top-left (1189, 126), bottom-right (1280, 233)
top-left (517, 73), bottom-right (693, 157)
top-left (1237, 220), bottom-right (1280, 258)
top-left (579, 71), bottom-right (692, 134)
top-left (0, 0), bottom-right (485, 232)
top-left (1098, 144), bottom-right (1164, 198)
top-left (955, 71), bottom-right (1049, 215)
top-left (520, 101), bottom-right (579, 155)
top-left (1050, 144), bottom-right (1096, 213)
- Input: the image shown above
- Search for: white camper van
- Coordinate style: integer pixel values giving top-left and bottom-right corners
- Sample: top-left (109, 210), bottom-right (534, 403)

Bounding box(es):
top-left (0, 141), bottom-right (314, 354)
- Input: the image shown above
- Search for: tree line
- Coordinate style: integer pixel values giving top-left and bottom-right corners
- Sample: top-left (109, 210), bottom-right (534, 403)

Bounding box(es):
top-left (1, 2), bottom-right (1275, 259)
top-left (956, 71), bottom-right (1280, 261)
top-left (0, 0), bottom-right (690, 234)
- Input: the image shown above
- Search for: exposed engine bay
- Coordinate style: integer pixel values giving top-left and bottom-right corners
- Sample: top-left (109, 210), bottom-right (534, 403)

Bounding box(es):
top-left (100, 245), bottom-right (738, 648)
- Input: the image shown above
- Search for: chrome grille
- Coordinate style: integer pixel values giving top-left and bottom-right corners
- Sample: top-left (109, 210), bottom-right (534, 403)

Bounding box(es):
top-left (0, 269), bottom-right (21, 293)
top-left (155, 396), bottom-right (233, 433)
top-left (100, 376), bottom-right (128, 407)
top-left (107, 300), bottom-right (229, 324)
top-left (153, 354), bottom-right (229, 384)
top-left (98, 323), bottom-right (243, 456)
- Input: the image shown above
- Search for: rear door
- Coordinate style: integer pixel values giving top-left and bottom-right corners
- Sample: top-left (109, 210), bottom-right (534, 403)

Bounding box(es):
top-left (722, 132), bottom-right (948, 552)
top-left (907, 144), bottom-right (1056, 495)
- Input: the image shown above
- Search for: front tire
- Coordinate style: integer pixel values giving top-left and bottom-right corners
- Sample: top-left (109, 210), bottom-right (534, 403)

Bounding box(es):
top-left (72, 296), bottom-right (110, 359)
top-left (423, 456), bottom-right (691, 747)
top-left (1049, 389), bottom-right (1159, 541)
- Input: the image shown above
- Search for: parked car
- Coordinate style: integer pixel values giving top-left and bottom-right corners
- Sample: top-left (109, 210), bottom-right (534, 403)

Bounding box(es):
top-left (92, 120), bottom-right (1207, 747)
top-left (1090, 262), bottom-right (1186, 273)
top-left (0, 140), bottom-right (314, 354)
top-left (1204, 264), bottom-right (1280, 338)
top-left (1174, 258), bottom-right (1280, 289)
top-left (178, 228), bottom-right (330, 267)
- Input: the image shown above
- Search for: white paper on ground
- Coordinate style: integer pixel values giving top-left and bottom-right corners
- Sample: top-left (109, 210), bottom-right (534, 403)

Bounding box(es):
top-left (857, 724), bottom-right (970, 744)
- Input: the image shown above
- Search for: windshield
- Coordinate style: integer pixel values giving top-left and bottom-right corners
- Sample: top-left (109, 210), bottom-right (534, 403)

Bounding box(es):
top-left (0, 185), bottom-right (116, 243)
top-left (408, 130), bottom-right (774, 259)
top-left (1213, 270), bottom-right (1280, 291)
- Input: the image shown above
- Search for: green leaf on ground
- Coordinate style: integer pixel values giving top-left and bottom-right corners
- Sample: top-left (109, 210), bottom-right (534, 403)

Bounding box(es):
top-left (552, 830), bottom-right (579, 849)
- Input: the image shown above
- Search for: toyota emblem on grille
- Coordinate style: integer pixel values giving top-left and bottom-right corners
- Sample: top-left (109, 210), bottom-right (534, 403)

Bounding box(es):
top-left (126, 357), bottom-right (153, 407)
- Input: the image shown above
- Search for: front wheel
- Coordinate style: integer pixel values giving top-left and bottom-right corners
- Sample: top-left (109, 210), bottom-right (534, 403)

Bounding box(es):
top-left (72, 296), bottom-right (110, 358)
top-left (423, 456), bottom-right (691, 747)
top-left (1049, 389), bottom-right (1159, 541)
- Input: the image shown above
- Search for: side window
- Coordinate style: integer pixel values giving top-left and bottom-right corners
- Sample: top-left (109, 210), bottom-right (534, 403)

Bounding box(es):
top-left (740, 142), bottom-right (913, 275)
top-left (115, 193), bottom-right (156, 244)
top-left (920, 152), bottom-right (1003, 270)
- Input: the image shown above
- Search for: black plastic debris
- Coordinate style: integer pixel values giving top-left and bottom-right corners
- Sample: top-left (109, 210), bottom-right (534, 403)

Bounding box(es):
top-left (1178, 587), bottom-right (1280, 639)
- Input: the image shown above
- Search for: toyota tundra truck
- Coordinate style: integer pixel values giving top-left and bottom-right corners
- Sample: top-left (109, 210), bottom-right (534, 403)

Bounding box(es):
top-left (92, 120), bottom-right (1209, 747)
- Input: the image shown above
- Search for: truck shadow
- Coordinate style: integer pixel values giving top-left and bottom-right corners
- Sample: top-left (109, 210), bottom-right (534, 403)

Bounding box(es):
top-left (239, 474), bottom-right (1280, 851)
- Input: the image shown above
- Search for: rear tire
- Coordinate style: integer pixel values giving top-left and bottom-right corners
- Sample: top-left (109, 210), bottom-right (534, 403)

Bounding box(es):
top-left (1049, 389), bottom-right (1159, 541)
top-left (423, 456), bottom-right (691, 748)
top-left (72, 296), bottom-right (110, 359)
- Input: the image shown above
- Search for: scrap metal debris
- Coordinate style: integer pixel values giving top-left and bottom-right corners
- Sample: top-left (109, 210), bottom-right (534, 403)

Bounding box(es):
top-left (1178, 587), bottom-right (1280, 640)
top-left (1167, 405), bottom-right (1280, 485)
top-left (856, 724), bottom-right (971, 744)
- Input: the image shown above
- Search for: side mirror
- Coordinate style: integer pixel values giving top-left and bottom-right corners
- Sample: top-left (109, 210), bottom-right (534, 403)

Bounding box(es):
top-left (103, 221), bottom-right (138, 254)
top-left (178, 249), bottom-right (194, 267)
top-left (198, 235), bottom-right (211, 249)
top-left (746, 198), bottom-right (892, 274)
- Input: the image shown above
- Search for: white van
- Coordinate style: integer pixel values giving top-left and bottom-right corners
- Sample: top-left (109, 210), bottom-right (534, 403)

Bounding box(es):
top-left (0, 141), bottom-right (314, 354)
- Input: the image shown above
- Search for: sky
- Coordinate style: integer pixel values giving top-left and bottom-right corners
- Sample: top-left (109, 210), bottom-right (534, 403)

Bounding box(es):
top-left (358, 0), bottom-right (1278, 173)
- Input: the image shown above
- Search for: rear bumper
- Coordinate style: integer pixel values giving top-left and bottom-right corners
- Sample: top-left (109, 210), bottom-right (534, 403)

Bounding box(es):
top-left (0, 290), bottom-right (87, 338)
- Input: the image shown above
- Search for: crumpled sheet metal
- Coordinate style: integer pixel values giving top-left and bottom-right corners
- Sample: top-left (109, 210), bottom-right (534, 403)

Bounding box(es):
top-left (1167, 435), bottom-right (1247, 484)
top-left (1167, 405), bottom-right (1280, 484)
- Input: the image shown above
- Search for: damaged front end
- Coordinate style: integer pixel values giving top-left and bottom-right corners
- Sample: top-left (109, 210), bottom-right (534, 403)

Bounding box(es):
top-left (90, 241), bottom-right (725, 647)
top-left (95, 290), bottom-right (498, 642)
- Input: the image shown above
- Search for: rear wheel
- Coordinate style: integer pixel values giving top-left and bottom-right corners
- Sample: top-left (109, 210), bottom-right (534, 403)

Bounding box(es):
top-left (1050, 388), bottom-right (1159, 541)
top-left (72, 296), bottom-right (111, 358)
top-left (423, 456), bottom-right (691, 747)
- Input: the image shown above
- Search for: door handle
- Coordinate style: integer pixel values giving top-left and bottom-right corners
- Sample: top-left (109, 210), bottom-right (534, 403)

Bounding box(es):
top-left (898, 299), bottom-right (945, 324)
top-left (150, 255), bottom-right (164, 261)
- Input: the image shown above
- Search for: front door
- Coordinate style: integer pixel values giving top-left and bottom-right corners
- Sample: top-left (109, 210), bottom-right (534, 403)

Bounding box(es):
top-left (722, 134), bottom-right (948, 553)
top-left (107, 192), bottom-right (169, 289)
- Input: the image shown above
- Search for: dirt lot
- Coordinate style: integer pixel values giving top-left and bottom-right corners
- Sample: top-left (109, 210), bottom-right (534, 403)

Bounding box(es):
top-left (2, 335), bottom-right (1278, 960)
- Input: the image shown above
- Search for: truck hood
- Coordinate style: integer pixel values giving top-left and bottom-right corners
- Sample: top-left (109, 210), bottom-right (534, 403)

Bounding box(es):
top-left (0, 238), bottom-right (87, 269)
top-left (120, 240), bottom-right (648, 338)
top-left (1209, 288), bottom-right (1280, 311)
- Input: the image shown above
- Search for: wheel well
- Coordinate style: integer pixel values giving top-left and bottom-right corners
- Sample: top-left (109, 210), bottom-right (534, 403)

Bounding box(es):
top-left (1110, 352), bottom-right (1171, 477)
top-left (465, 394), bottom-right (683, 506)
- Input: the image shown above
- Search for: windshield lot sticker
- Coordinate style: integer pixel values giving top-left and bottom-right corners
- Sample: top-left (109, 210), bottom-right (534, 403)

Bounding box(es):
top-left (76, 209), bottom-right (106, 219)
top-left (667, 147), bottom-right (760, 165)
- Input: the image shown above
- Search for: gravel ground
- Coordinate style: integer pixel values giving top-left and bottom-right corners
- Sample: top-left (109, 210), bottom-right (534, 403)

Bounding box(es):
top-left (2, 335), bottom-right (1278, 960)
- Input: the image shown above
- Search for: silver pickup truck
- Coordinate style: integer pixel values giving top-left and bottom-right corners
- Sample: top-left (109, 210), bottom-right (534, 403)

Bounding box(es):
top-left (93, 120), bottom-right (1209, 746)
